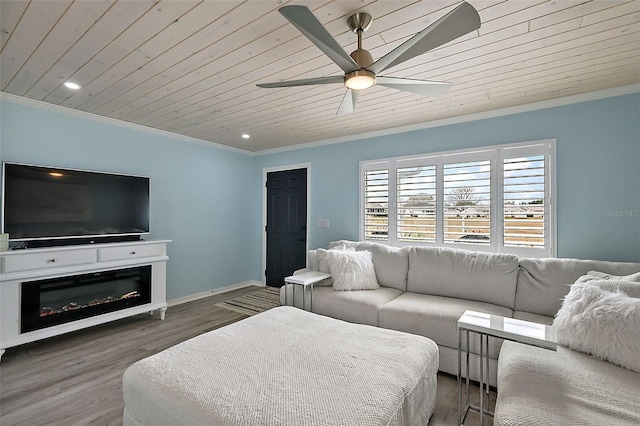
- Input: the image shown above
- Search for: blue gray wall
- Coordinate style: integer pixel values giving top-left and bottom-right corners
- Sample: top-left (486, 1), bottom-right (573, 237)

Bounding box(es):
top-left (255, 93), bottom-right (640, 263)
top-left (0, 98), bottom-right (260, 300)
top-left (1, 92), bottom-right (638, 303)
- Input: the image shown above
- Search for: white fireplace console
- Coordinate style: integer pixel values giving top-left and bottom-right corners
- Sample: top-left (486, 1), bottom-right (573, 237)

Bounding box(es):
top-left (0, 239), bottom-right (170, 361)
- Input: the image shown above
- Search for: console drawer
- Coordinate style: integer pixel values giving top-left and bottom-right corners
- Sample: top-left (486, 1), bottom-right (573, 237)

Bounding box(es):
top-left (1, 249), bottom-right (97, 273)
top-left (98, 243), bottom-right (164, 262)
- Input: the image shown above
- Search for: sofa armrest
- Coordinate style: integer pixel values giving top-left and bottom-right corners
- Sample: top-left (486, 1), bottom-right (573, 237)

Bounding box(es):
top-left (293, 268), bottom-right (312, 275)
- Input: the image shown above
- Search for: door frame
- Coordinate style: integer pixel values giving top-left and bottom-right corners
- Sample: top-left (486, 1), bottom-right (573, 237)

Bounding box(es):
top-left (262, 163), bottom-right (311, 285)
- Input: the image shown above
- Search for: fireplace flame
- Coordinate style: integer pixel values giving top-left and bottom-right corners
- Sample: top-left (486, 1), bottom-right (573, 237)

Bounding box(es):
top-left (40, 291), bottom-right (141, 317)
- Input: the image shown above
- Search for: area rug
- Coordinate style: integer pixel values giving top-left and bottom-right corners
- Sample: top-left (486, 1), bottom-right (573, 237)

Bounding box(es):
top-left (215, 287), bottom-right (281, 316)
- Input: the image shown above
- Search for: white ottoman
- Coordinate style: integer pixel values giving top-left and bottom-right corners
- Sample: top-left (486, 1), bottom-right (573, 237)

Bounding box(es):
top-left (123, 306), bottom-right (438, 425)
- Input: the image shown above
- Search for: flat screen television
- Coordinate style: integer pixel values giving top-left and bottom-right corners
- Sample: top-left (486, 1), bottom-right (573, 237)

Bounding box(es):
top-left (2, 162), bottom-right (150, 248)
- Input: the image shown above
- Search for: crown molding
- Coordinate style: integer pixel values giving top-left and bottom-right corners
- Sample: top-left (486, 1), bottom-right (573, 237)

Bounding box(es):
top-left (0, 92), bottom-right (250, 155)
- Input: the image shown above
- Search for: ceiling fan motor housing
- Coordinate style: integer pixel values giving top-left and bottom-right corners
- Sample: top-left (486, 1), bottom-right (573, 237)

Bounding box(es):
top-left (350, 49), bottom-right (374, 68)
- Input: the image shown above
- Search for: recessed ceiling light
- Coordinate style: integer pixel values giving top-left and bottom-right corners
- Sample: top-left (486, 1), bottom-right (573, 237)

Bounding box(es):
top-left (241, 133), bottom-right (250, 139)
top-left (64, 81), bottom-right (80, 90)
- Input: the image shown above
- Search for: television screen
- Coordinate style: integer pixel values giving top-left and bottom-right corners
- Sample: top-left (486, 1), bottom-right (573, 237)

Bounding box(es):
top-left (2, 163), bottom-right (150, 243)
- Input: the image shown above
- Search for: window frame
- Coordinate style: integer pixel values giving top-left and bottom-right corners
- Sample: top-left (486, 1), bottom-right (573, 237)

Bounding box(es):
top-left (359, 139), bottom-right (556, 257)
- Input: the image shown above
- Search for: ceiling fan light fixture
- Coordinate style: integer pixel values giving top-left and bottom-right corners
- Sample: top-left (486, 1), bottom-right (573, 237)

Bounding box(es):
top-left (345, 70), bottom-right (376, 91)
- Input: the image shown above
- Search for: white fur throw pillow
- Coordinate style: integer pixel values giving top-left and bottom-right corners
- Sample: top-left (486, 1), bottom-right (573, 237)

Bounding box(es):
top-left (316, 244), bottom-right (349, 272)
top-left (314, 244), bottom-right (352, 287)
top-left (553, 283), bottom-right (640, 373)
top-left (326, 250), bottom-right (380, 291)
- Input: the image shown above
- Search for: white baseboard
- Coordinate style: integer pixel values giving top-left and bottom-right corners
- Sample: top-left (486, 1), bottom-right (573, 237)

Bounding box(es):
top-left (167, 280), bottom-right (264, 307)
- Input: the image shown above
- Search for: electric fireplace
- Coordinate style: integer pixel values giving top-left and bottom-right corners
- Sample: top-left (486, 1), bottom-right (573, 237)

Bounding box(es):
top-left (21, 266), bottom-right (151, 333)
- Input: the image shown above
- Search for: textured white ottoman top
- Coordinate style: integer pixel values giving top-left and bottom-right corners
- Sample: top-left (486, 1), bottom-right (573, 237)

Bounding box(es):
top-left (123, 306), bottom-right (438, 426)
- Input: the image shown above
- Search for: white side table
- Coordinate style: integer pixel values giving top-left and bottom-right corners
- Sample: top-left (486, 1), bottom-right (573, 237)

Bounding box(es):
top-left (457, 310), bottom-right (557, 425)
top-left (284, 271), bottom-right (331, 312)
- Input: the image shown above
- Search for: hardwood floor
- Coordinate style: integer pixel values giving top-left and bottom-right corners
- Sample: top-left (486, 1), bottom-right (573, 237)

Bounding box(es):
top-left (0, 286), bottom-right (495, 425)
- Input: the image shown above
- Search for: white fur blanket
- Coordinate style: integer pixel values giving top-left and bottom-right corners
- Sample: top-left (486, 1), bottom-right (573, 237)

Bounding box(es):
top-left (123, 306), bottom-right (438, 425)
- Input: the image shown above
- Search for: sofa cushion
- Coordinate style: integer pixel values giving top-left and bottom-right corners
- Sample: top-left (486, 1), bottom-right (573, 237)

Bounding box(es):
top-left (330, 241), bottom-right (409, 291)
top-left (495, 342), bottom-right (640, 426)
top-left (378, 293), bottom-right (513, 359)
top-left (406, 246), bottom-right (519, 309)
top-left (515, 258), bottom-right (640, 317)
top-left (312, 286), bottom-right (403, 326)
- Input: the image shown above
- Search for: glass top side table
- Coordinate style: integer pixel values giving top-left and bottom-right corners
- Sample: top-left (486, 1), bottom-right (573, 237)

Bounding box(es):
top-left (284, 271), bottom-right (331, 312)
top-left (457, 310), bottom-right (557, 425)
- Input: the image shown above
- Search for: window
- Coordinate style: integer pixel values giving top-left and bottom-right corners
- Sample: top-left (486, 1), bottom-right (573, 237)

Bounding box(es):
top-left (360, 140), bottom-right (556, 257)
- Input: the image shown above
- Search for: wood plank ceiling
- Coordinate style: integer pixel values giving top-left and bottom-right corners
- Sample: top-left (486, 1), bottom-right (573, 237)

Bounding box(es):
top-left (1, 0), bottom-right (639, 152)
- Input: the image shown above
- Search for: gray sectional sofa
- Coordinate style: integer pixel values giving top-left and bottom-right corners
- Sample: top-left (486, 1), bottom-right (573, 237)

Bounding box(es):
top-left (281, 240), bottom-right (640, 389)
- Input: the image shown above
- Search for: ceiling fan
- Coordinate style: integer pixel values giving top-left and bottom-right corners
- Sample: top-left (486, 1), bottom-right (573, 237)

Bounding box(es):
top-left (257, 2), bottom-right (481, 115)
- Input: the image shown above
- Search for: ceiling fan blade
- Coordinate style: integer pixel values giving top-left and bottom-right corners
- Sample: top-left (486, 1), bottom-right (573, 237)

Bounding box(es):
top-left (369, 2), bottom-right (480, 74)
top-left (336, 90), bottom-right (360, 116)
top-left (257, 75), bottom-right (344, 88)
top-left (279, 5), bottom-right (359, 74)
top-left (376, 76), bottom-right (452, 97)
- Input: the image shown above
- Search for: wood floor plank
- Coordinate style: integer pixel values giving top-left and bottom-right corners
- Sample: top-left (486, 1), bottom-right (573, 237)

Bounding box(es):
top-left (0, 285), bottom-right (495, 425)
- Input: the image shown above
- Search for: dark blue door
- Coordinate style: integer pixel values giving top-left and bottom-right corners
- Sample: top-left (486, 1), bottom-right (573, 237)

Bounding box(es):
top-left (266, 168), bottom-right (307, 287)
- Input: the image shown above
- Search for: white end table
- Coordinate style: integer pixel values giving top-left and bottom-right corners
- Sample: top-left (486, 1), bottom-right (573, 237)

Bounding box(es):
top-left (457, 310), bottom-right (557, 425)
top-left (284, 271), bottom-right (331, 312)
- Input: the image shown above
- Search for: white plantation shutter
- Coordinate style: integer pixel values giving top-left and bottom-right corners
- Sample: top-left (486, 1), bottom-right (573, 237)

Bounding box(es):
top-left (503, 155), bottom-right (545, 248)
top-left (363, 169), bottom-right (389, 241)
top-left (360, 140), bottom-right (555, 256)
top-left (397, 166), bottom-right (436, 242)
top-left (443, 160), bottom-right (491, 245)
